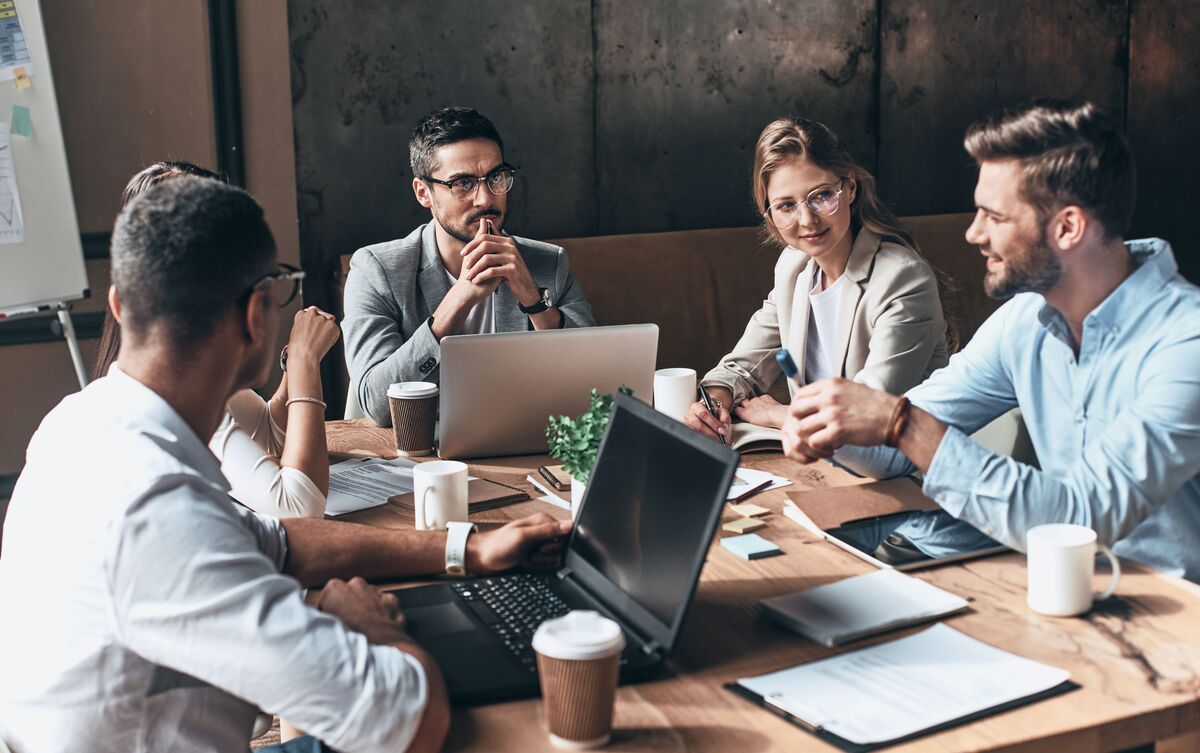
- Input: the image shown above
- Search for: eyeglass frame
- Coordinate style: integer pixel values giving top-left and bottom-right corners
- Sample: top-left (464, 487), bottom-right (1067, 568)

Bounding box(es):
top-left (765, 179), bottom-right (847, 230)
top-left (243, 262), bottom-right (305, 308)
top-left (421, 164), bottom-right (519, 201)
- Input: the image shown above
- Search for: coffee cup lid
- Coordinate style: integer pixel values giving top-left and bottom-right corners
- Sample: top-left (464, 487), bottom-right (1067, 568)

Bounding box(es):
top-left (531, 610), bottom-right (625, 661)
top-left (387, 381), bottom-right (438, 399)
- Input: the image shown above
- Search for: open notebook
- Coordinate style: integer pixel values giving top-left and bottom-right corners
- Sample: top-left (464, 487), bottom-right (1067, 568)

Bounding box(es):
top-left (729, 422), bottom-right (783, 453)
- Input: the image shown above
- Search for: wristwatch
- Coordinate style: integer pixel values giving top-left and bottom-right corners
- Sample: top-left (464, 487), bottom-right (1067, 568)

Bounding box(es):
top-left (279, 345), bottom-right (288, 373)
top-left (518, 287), bottom-right (554, 315)
top-left (445, 521), bottom-right (476, 576)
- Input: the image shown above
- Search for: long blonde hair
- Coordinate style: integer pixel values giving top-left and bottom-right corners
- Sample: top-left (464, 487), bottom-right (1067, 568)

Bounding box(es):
top-left (750, 117), bottom-right (959, 350)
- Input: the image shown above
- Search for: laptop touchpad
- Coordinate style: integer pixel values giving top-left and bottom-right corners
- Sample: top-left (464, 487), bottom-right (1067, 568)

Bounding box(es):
top-left (403, 602), bottom-right (478, 639)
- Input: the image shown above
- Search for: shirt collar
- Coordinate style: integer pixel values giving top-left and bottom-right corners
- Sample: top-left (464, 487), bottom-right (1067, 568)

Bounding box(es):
top-left (106, 363), bottom-right (229, 490)
top-left (1037, 238), bottom-right (1178, 335)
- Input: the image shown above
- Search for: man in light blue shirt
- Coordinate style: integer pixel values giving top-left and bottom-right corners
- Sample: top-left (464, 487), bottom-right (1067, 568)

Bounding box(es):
top-left (781, 99), bottom-right (1200, 582)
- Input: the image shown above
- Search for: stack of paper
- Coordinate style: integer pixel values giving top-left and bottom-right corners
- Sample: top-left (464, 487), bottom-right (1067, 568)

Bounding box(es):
top-left (326, 457), bottom-right (419, 516)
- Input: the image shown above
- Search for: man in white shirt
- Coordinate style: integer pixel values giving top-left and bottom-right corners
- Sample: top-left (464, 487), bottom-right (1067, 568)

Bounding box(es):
top-left (0, 178), bottom-right (571, 753)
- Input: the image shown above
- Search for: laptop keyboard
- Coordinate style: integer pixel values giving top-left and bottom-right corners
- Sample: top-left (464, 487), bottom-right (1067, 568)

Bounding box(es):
top-left (451, 575), bottom-right (572, 673)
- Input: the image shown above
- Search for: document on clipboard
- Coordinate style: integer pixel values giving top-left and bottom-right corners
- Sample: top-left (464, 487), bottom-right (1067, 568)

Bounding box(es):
top-left (726, 624), bottom-right (1076, 752)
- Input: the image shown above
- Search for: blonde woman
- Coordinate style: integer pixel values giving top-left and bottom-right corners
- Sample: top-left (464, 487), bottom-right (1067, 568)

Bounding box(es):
top-left (685, 117), bottom-right (952, 441)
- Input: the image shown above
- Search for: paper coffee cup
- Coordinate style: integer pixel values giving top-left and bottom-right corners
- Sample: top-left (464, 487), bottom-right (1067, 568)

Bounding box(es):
top-left (387, 382), bottom-right (438, 457)
top-left (532, 610), bottom-right (625, 750)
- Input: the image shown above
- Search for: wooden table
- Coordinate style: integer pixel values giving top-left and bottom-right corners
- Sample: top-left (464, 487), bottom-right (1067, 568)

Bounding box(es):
top-left (327, 420), bottom-right (1200, 753)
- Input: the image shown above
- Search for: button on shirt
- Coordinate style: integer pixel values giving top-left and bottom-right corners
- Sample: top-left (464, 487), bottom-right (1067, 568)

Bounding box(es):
top-left (836, 239), bottom-right (1200, 581)
top-left (0, 367), bottom-right (428, 753)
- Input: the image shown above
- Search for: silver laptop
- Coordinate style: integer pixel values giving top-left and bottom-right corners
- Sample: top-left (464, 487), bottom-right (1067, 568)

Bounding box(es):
top-left (437, 324), bottom-right (659, 459)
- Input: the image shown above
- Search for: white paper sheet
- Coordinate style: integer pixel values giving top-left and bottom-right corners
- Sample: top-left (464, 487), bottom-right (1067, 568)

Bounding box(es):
top-left (727, 467), bottom-right (791, 500)
top-left (0, 122), bottom-right (25, 244)
top-left (325, 457), bottom-right (418, 516)
top-left (738, 623), bottom-right (1070, 745)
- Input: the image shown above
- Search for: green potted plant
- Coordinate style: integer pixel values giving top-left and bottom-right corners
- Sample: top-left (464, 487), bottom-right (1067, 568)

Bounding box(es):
top-left (546, 387), bottom-right (631, 510)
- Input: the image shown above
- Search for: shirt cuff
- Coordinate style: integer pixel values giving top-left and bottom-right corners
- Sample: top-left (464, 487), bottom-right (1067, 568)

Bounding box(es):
top-left (921, 425), bottom-right (992, 519)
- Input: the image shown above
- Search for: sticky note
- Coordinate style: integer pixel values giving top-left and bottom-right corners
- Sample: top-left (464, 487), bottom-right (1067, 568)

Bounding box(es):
top-left (720, 533), bottom-right (782, 560)
top-left (13, 66), bottom-right (30, 90)
top-left (10, 105), bottom-right (31, 137)
top-left (723, 517), bottom-right (766, 534)
top-left (730, 502), bottom-right (770, 518)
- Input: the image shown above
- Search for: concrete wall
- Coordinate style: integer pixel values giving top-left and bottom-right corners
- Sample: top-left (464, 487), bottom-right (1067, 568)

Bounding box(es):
top-left (290, 0), bottom-right (1197, 288)
top-left (0, 0), bottom-right (298, 477)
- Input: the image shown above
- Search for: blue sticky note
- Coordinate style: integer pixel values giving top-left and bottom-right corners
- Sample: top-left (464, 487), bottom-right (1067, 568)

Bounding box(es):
top-left (10, 104), bottom-right (31, 138)
top-left (721, 533), bottom-right (782, 560)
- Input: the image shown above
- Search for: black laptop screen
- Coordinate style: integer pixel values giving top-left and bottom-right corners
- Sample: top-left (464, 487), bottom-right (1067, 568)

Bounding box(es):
top-left (568, 398), bottom-right (734, 630)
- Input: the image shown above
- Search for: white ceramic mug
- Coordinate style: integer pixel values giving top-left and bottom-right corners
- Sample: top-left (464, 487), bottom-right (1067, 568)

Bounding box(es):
top-left (1026, 523), bottom-right (1121, 617)
top-left (653, 367), bottom-right (697, 422)
top-left (413, 460), bottom-right (469, 531)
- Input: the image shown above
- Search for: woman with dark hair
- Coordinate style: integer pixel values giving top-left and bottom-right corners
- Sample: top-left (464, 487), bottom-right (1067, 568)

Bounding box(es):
top-left (94, 161), bottom-right (340, 518)
top-left (685, 117), bottom-right (953, 441)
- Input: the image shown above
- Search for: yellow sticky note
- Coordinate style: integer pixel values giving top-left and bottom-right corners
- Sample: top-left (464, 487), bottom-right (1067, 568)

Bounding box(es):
top-left (723, 517), bottom-right (766, 534)
top-left (0, 9), bottom-right (16, 18)
top-left (13, 66), bottom-right (30, 90)
top-left (0, 2), bottom-right (15, 8)
top-left (730, 502), bottom-right (770, 518)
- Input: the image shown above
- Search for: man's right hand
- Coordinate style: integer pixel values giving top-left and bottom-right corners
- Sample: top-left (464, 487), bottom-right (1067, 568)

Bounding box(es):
top-left (316, 576), bottom-right (410, 647)
top-left (431, 219), bottom-right (502, 340)
top-left (683, 386), bottom-right (734, 441)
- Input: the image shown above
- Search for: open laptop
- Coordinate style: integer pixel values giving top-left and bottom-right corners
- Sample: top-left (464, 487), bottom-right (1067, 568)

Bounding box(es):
top-left (392, 393), bottom-right (739, 705)
top-left (437, 324), bottom-right (658, 459)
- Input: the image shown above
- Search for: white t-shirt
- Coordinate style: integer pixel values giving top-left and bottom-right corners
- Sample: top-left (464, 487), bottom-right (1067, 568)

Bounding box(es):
top-left (210, 389), bottom-right (325, 518)
top-left (803, 267), bottom-right (845, 383)
top-left (0, 365), bottom-right (428, 753)
top-left (444, 267), bottom-right (496, 335)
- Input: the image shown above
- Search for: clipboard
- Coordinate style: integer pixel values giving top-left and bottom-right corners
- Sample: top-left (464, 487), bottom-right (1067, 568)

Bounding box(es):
top-left (724, 680), bottom-right (1079, 752)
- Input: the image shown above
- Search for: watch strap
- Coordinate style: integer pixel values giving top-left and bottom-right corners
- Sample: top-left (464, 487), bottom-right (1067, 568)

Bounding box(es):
top-left (445, 521), bottom-right (476, 576)
top-left (518, 287), bottom-right (552, 315)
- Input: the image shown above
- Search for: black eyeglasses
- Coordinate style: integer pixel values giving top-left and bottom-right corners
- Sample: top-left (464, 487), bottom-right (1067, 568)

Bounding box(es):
top-left (244, 263), bottom-right (305, 308)
top-left (422, 166), bottom-right (518, 201)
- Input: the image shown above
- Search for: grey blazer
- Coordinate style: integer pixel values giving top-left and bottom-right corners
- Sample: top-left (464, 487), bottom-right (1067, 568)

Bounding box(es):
top-left (702, 229), bottom-right (950, 402)
top-left (343, 222), bottom-right (596, 425)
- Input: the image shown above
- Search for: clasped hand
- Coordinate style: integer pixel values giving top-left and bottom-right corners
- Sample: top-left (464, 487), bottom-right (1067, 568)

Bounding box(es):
top-left (457, 217), bottom-right (540, 307)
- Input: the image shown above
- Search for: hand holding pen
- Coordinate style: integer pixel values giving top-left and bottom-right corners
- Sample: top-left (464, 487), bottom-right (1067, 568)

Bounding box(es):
top-left (775, 348), bottom-right (835, 462)
top-left (684, 384), bottom-right (734, 443)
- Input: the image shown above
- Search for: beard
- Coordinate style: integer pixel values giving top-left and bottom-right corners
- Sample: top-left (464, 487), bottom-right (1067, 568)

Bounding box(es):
top-left (438, 208), bottom-right (503, 244)
top-left (983, 230), bottom-right (1063, 300)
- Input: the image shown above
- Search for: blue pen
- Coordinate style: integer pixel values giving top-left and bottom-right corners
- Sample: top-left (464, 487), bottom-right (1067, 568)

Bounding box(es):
top-left (775, 348), bottom-right (801, 382)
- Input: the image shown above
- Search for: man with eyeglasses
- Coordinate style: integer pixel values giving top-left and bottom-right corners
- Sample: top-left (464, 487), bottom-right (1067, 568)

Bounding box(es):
top-left (0, 178), bottom-right (574, 752)
top-left (342, 106), bottom-right (596, 425)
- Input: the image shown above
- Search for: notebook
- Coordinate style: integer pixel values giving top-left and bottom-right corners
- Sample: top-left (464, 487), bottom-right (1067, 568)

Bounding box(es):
top-left (759, 568), bottom-right (970, 647)
top-left (727, 624), bottom-right (1077, 752)
top-left (729, 422), bottom-right (783, 454)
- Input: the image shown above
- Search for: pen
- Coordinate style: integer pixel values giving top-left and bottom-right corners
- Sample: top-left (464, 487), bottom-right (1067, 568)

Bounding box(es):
top-left (775, 348), bottom-right (801, 382)
top-left (732, 478), bottom-right (773, 504)
top-left (698, 384), bottom-right (728, 446)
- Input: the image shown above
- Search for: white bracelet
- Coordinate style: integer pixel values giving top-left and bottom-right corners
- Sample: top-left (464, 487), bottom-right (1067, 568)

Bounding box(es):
top-left (445, 521), bottom-right (476, 576)
top-left (285, 396), bottom-right (327, 409)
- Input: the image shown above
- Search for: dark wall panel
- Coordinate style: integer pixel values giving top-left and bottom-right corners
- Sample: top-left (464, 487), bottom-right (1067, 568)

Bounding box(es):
top-left (878, 0), bottom-right (1129, 217)
top-left (594, 0), bottom-right (878, 235)
top-left (289, 0), bottom-right (594, 307)
top-left (1127, 0), bottom-right (1198, 281)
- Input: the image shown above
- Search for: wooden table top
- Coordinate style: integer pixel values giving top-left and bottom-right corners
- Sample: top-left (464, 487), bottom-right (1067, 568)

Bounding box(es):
top-left (326, 420), bottom-right (1200, 753)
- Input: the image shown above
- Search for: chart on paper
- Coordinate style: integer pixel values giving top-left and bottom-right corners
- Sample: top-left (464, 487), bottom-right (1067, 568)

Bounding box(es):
top-left (0, 121), bottom-right (24, 244)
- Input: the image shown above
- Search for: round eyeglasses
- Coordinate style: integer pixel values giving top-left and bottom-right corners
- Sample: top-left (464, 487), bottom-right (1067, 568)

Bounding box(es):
top-left (422, 166), bottom-right (518, 201)
top-left (766, 179), bottom-right (845, 230)
top-left (244, 263), bottom-right (305, 308)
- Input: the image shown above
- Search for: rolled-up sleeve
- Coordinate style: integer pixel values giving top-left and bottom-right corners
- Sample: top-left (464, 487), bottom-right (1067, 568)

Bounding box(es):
top-left (923, 333), bottom-right (1200, 551)
top-left (106, 482), bottom-right (429, 753)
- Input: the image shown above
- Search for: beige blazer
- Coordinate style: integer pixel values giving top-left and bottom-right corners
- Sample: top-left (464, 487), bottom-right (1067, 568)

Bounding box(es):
top-left (703, 229), bottom-right (949, 403)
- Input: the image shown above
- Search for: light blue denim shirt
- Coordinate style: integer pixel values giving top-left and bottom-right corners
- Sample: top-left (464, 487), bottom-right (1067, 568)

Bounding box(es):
top-left (836, 239), bottom-right (1200, 582)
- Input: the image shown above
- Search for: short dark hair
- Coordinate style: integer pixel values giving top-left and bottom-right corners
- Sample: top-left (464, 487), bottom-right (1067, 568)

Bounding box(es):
top-left (111, 178), bottom-right (276, 345)
top-left (409, 106), bottom-right (504, 179)
top-left (964, 99), bottom-right (1136, 239)
top-left (118, 161), bottom-right (222, 211)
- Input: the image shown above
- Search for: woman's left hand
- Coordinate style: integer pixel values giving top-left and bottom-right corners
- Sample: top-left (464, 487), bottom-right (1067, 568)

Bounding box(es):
top-left (733, 394), bottom-right (788, 428)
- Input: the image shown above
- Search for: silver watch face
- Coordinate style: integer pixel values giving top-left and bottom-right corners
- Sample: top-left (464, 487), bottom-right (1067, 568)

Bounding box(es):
top-left (541, 287), bottom-right (554, 308)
